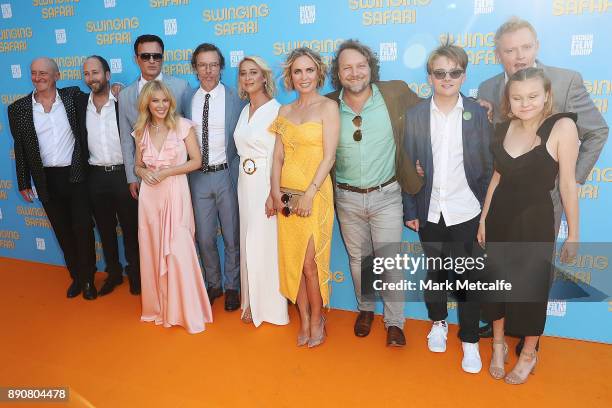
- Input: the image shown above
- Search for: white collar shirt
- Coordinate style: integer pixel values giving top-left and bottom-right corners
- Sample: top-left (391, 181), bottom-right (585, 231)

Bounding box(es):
top-left (86, 91), bottom-right (123, 166)
top-left (31, 90), bottom-right (75, 167)
top-left (138, 73), bottom-right (163, 93)
top-left (428, 96), bottom-right (481, 226)
top-left (191, 82), bottom-right (226, 166)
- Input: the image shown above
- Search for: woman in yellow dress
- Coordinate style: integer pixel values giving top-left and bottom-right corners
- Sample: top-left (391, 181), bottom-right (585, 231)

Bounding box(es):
top-left (270, 48), bottom-right (339, 348)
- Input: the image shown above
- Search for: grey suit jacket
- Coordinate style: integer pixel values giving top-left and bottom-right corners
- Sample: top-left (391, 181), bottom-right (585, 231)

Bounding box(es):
top-left (402, 96), bottom-right (494, 225)
top-left (478, 61), bottom-right (608, 184)
top-left (182, 83), bottom-right (246, 187)
top-left (118, 75), bottom-right (190, 183)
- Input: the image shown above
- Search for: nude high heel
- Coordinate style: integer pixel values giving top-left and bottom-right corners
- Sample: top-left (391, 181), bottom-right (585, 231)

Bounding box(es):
top-left (504, 350), bottom-right (537, 385)
top-left (489, 338), bottom-right (509, 380)
top-left (307, 316), bottom-right (326, 348)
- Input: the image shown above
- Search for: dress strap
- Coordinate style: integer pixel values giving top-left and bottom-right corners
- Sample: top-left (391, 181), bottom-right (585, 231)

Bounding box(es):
top-left (536, 112), bottom-right (578, 143)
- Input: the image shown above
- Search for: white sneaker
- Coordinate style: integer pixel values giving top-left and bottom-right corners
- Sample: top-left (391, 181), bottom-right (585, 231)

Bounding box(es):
top-left (427, 321), bottom-right (448, 352)
top-left (461, 342), bottom-right (482, 374)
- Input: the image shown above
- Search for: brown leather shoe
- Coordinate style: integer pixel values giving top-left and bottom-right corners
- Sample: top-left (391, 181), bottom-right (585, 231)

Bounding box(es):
top-left (386, 326), bottom-right (406, 347)
top-left (354, 311), bottom-right (374, 337)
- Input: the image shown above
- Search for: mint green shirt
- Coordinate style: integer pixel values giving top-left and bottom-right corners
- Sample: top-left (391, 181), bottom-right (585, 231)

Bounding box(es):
top-left (336, 84), bottom-right (396, 188)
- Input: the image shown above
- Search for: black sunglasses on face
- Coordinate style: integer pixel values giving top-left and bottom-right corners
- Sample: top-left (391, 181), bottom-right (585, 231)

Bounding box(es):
top-left (139, 53), bottom-right (163, 62)
top-left (431, 69), bottom-right (464, 80)
top-left (352, 115), bottom-right (362, 142)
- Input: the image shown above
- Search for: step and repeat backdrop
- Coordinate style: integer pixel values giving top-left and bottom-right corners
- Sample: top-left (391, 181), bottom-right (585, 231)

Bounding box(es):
top-left (0, 0), bottom-right (610, 343)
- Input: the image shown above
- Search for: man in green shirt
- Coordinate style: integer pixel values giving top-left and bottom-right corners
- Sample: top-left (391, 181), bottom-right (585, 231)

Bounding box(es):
top-left (327, 40), bottom-right (423, 347)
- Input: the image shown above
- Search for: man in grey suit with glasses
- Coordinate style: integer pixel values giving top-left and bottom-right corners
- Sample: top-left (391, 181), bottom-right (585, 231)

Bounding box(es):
top-left (477, 17), bottom-right (608, 351)
top-left (182, 43), bottom-right (245, 312)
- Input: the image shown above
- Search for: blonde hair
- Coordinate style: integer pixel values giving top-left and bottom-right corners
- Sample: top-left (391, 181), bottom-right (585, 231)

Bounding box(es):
top-left (237, 56), bottom-right (276, 99)
top-left (281, 47), bottom-right (326, 91)
top-left (501, 67), bottom-right (553, 120)
top-left (494, 17), bottom-right (538, 48)
top-left (134, 80), bottom-right (178, 138)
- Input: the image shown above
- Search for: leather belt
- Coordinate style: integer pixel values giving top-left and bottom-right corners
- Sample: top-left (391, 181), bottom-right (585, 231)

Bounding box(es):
top-left (336, 176), bottom-right (397, 194)
top-left (91, 164), bottom-right (124, 172)
top-left (202, 163), bottom-right (228, 173)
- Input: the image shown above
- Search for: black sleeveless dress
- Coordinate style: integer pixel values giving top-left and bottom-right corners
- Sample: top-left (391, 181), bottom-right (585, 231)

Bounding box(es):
top-left (481, 112), bottom-right (577, 336)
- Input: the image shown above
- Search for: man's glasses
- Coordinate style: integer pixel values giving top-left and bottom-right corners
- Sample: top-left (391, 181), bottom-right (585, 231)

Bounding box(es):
top-left (139, 53), bottom-right (163, 62)
top-left (431, 69), bottom-right (464, 80)
top-left (352, 115), bottom-right (362, 142)
top-left (196, 62), bottom-right (220, 71)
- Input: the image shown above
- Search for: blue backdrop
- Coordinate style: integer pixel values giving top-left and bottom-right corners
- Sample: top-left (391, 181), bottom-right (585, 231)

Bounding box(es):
top-left (0, 0), bottom-right (610, 343)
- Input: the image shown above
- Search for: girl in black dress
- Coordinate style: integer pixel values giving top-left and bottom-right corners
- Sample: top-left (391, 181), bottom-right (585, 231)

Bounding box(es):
top-left (477, 68), bottom-right (579, 384)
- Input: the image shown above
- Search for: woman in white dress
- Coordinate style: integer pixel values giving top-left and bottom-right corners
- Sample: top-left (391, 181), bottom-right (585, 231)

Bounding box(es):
top-left (234, 56), bottom-right (289, 327)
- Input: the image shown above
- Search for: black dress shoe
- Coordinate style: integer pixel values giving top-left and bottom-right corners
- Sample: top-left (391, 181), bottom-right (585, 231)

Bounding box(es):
top-left (478, 323), bottom-right (493, 338)
top-left (386, 326), bottom-right (406, 347)
top-left (515, 337), bottom-right (540, 356)
top-left (207, 286), bottom-right (223, 305)
top-left (128, 275), bottom-right (141, 295)
top-left (99, 277), bottom-right (123, 296)
top-left (224, 289), bottom-right (240, 311)
top-left (66, 280), bottom-right (81, 298)
top-left (82, 282), bottom-right (98, 300)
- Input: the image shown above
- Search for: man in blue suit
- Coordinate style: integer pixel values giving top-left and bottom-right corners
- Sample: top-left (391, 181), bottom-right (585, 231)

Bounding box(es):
top-left (183, 43), bottom-right (245, 311)
top-left (403, 43), bottom-right (493, 374)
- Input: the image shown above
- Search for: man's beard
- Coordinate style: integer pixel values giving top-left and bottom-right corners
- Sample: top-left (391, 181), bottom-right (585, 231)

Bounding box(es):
top-left (343, 79), bottom-right (369, 94)
top-left (89, 82), bottom-right (108, 95)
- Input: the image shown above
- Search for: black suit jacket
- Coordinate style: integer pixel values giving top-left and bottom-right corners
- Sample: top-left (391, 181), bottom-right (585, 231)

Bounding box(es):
top-left (8, 86), bottom-right (87, 202)
top-left (74, 91), bottom-right (120, 167)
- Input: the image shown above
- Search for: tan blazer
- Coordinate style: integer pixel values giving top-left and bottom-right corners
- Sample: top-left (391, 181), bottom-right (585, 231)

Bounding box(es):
top-left (327, 80), bottom-right (424, 194)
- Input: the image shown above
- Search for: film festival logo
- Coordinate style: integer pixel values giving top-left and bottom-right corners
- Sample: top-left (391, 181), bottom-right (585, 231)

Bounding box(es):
top-left (468, 88), bottom-right (478, 98)
top-left (11, 65), bottom-right (21, 79)
top-left (547, 300), bottom-right (567, 317)
top-left (36, 238), bottom-right (46, 251)
top-left (110, 58), bottom-right (122, 74)
top-left (474, 0), bottom-right (494, 15)
top-left (104, 0), bottom-right (116, 8)
top-left (571, 34), bottom-right (593, 56)
top-left (164, 18), bottom-right (178, 36)
top-left (379, 42), bottom-right (398, 62)
top-left (299, 5), bottom-right (316, 24)
top-left (230, 50), bottom-right (244, 68)
top-left (1, 3), bottom-right (12, 19)
top-left (55, 29), bottom-right (67, 44)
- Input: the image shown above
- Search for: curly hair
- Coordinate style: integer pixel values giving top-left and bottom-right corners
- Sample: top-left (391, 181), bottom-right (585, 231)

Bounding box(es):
top-left (329, 39), bottom-right (380, 90)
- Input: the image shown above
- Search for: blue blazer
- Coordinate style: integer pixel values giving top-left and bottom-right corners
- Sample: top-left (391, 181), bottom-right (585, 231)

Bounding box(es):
top-left (182, 83), bottom-right (247, 188)
top-left (402, 96), bottom-right (493, 226)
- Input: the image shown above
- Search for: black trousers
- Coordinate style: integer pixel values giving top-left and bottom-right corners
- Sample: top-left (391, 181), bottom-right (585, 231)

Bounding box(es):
top-left (88, 166), bottom-right (139, 282)
top-left (418, 214), bottom-right (481, 343)
top-left (41, 167), bottom-right (96, 284)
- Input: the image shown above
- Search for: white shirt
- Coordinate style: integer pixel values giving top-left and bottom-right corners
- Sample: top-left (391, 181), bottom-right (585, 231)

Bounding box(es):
top-left (191, 82), bottom-right (227, 166)
top-left (138, 73), bottom-right (163, 93)
top-left (32, 90), bottom-right (75, 167)
top-left (428, 96), bottom-right (481, 226)
top-left (86, 91), bottom-right (123, 166)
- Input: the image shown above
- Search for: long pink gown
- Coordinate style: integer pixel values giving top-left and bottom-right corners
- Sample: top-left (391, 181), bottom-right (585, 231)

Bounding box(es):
top-left (137, 117), bottom-right (212, 334)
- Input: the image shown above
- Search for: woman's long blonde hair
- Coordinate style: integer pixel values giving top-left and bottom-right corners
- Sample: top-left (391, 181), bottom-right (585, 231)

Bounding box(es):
top-left (133, 80), bottom-right (178, 138)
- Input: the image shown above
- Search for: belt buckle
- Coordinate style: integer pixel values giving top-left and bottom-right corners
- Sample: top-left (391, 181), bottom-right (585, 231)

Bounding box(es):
top-left (242, 158), bottom-right (256, 175)
top-left (104, 165), bottom-right (113, 172)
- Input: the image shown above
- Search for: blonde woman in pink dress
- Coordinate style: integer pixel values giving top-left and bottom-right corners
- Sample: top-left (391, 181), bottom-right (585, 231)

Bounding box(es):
top-left (133, 80), bottom-right (212, 334)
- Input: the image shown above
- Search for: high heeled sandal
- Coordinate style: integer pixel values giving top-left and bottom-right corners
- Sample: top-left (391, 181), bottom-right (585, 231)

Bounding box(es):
top-left (297, 332), bottom-right (310, 347)
top-left (240, 307), bottom-right (253, 324)
top-left (489, 339), bottom-right (509, 380)
top-left (307, 316), bottom-right (327, 348)
top-left (504, 350), bottom-right (537, 385)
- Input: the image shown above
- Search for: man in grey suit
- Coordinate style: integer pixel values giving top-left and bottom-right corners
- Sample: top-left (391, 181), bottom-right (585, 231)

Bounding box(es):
top-left (182, 43), bottom-right (245, 311)
top-left (477, 17), bottom-right (609, 351)
top-left (478, 17), bottom-right (608, 234)
top-left (118, 34), bottom-right (190, 200)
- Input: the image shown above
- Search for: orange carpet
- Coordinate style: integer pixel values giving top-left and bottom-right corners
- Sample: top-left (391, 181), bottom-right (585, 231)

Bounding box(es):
top-left (0, 257), bottom-right (610, 408)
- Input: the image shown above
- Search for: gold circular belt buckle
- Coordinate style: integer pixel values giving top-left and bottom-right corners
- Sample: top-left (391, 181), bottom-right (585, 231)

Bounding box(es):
top-left (242, 158), bottom-right (256, 175)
